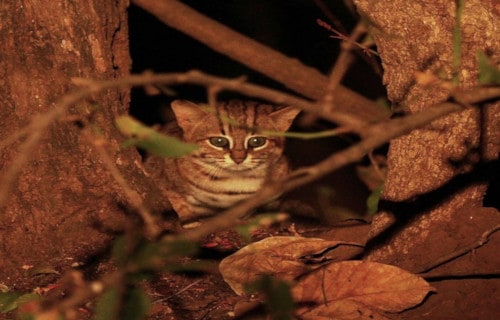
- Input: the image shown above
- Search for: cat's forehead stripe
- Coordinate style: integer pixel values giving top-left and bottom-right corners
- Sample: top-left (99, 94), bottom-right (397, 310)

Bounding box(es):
top-left (222, 101), bottom-right (245, 140)
top-left (244, 101), bottom-right (256, 129)
top-left (216, 104), bottom-right (227, 135)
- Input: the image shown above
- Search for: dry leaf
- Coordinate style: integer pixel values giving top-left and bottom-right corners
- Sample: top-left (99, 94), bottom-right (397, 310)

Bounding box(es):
top-left (293, 261), bottom-right (435, 319)
top-left (219, 236), bottom-right (363, 296)
top-left (300, 299), bottom-right (390, 320)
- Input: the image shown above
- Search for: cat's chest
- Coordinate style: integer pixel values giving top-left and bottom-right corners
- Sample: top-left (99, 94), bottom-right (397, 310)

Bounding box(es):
top-left (175, 159), bottom-right (268, 209)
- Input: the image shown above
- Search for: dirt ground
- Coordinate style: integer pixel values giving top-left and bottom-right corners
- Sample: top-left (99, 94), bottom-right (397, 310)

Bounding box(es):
top-left (1, 204), bottom-right (499, 319)
top-left (141, 208), bottom-right (500, 320)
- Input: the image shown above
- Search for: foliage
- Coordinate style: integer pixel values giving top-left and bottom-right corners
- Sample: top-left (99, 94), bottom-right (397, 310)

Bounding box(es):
top-left (293, 261), bottom-right (434, 319)
top-left (367, 184), bottom-right (383, 215)
top-left (2, 0), bottom-right (499, 319)
top-left (247, 275), bottom-right (295, 320)
top-left (93, 235), bottom-right (200, 319)
top-left (478, 51), bottom-right (500, 85)
top-left (0, 292), bottom-right (39, 314)
top-left (220, 236), bottom-right (434, 319)
top-left (115, 115), bottom-right (198, 157)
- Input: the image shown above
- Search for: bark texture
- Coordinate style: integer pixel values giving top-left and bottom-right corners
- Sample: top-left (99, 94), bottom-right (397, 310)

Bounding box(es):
top-left (352, 3), bottom-right (500, 316)
top-left (0, 0), bottom-right (168, 290)
top-left (354, 0), bottom-right (500, 272)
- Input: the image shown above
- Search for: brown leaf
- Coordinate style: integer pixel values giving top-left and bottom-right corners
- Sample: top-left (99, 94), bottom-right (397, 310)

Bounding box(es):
top-left (219, 236), bottom-right (363, 296)
top-left (293, 261), bottom-right (435, 319)
top-left (299, 299), bottom-right (391, 320)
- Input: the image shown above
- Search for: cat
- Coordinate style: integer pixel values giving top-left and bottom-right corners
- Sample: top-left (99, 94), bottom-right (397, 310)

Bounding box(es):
top-left (159, 100), bottom-right (300, 222)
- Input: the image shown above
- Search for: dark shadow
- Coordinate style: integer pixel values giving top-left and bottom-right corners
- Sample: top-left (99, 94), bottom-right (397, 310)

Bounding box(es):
top-left (364, 159), bottom-right (500, 255)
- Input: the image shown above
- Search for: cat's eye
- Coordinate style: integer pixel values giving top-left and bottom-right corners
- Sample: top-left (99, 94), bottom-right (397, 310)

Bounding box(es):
top-left (208, 136), bottom-right (230, 148)
top-left (247, 136), bottom-right (267, 148)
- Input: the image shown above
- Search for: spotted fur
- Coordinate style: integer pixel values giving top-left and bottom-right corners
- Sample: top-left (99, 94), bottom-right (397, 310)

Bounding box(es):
top-left (163, 100), bottom-right (299, 222)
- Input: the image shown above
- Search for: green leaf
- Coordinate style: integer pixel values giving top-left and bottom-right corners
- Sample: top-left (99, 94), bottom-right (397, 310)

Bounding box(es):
top-left (367, 184), bottom-right (383, 215)
top-left (248, 275), bottom-right (294, 320)
top-left (111, 235), bottom-right (128, 266)
top-left (115, 116), bottom-right (198, 158)
top-left (0, 292), bottom-right (39, 313)
top-left (159, 238), bottom-right (199, 259)
top-left (132, 241), bottom-right (163, 271)
top-left (478, 51), bottom-right (500, 85)
top-left (122, 287), bottom-right (151, 320)
top-left (92, 288), bottom-right (120, 320)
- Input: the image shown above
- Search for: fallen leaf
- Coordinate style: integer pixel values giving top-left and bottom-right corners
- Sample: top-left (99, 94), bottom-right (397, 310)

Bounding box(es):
top-left (293, 261), bottom-right (435, 319)
top-left (219, 236), bottom-right (363, 296)
top-left (299, 299), bottom-right (390, 320)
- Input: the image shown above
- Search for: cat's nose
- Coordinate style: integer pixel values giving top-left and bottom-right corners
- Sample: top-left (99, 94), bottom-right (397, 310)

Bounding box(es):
top-left (230, 149), bottom-right (246, 164)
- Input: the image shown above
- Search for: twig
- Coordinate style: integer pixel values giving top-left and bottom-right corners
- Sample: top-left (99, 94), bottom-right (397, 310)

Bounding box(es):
top-left (73, 70), bottom-right (368, 130)
top-left (2, 71), bottom-right (499, 231)
top-left (180, 88), bottom-right (500, 242)
top-left (367, 151), bottom-right (387, 182)
top-left (317, 19), bottom-right (378, 57)
top-left (312, 0), bottom-right (348, 35)
top-left (13, 77), bottom-right (498, 317)
top-left (0, 70), bottom-right (365, 226)
top-left (264, 127), bottom-right (352, 139)
top-left (153, 279), bottom-right (204, 303)
top-left (417, 224), bottom-right (500, 274)
top-left (37, 270), bottom-right (126, 319)
top-left (82, 129), bottom-right (161, 238)
top-left (322, 21), bottom-right (369, 114)
top-left (130, 0), bottom-right (390, 122)
top-left (0, 70), bottom-right (366, 214)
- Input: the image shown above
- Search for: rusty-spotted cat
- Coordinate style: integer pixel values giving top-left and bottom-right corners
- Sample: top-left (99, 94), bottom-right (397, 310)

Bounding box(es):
top-left (156, 100), bottom-right (299, 222)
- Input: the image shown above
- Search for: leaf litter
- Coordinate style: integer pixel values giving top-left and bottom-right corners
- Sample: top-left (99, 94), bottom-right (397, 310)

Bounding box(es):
top-left (219, 236), bottom-right (435, 319)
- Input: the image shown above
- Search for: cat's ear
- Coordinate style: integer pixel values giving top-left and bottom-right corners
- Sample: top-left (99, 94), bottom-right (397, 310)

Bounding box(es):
top-left (270, 107), bottom-right (300, 131)
top-left (170, 100), bottom-right (208, 130)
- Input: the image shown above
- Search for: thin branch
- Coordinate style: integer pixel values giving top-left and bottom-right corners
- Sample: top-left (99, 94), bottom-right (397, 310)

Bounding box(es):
top-left (312, 0), bottom-right (348, 35)
top-left (2, 71), bottom-right (499, 228)
top-left (11, 73), bottom-right (498, 318)
top-left (180, 89), bottom-right (500, 242)
top-left (317, 19), bottom-right (378, 57)
top-left (82, 129), bottom-right (161, 238)
top-left (322, 21), bottom-right (370, 114)
top-left (417, 224), bottom-right (500, 275)
top-left (130, 0), bottom-right (390, 122)
top-left (38, 270), bottom-right (126, 319)
top-left (73, 70), bottom-right (368, 129)
top-left (0, 70), bottom-right (366, 222)
top-left (152, 279), bottom-right (204, 303)
top-left (367, 152), bottom-right (387, 182)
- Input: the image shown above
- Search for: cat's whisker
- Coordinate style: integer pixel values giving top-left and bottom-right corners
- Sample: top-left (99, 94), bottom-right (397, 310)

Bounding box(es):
top-left (156, 100), bottom-right (299, 222)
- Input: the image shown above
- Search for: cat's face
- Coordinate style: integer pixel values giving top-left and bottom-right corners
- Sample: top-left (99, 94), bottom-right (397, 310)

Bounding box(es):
top-left (171, 100), bottom-right (299, 172)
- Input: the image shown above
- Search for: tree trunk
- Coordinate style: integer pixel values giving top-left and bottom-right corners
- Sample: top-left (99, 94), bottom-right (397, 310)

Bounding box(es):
top-left (354, 0), bottom-right (499, 317)
top-left (0, 0), bottom-right (168, 290)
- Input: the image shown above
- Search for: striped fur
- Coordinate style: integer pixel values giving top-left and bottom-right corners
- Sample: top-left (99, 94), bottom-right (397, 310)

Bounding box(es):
top-left (163, 100), bottom-right (299, 222)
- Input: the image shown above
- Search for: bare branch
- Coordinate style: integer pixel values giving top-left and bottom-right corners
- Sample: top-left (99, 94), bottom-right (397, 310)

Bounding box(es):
top-left (418, 224), bottom-right (500, 275)
top-left (181, 89), bottom-right (500, 241)
top-left (0, 70), bottom-right (365, 219)
top-left (131, 0), bottom-right (390, 122)
top-left (8, 71), bottom-right (498, 317)
top-left (82, 129), bottom-right (161, 238)
top-left (74, 70), bottom-right (369, 129)
top-left (322, 22), bottom-right (369, 114)
top-left (2, 70), bottom-right (498, 242)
